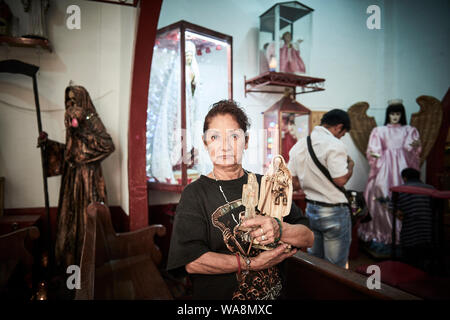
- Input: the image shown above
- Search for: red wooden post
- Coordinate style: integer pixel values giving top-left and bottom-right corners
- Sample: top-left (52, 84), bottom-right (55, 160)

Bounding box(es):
top-left (128, 0), bottom-right (162, 231)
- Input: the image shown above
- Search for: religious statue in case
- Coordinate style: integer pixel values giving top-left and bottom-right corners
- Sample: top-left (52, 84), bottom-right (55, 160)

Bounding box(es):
top-left (259, 1), bottom-right (313, 75)
top-left (146, 20), bottom-right (233, 191)
top-left (262, 90), bottom-right (311, 171)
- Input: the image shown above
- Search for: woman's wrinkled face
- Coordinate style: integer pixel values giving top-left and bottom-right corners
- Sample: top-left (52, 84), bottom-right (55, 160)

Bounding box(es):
top-left (203, 114), bottom-right (248, 166)
top-left (389, 112), bottom-right (402, 124)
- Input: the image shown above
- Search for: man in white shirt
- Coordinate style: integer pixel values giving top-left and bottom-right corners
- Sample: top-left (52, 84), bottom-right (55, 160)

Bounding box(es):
top-left (288, 109), bottom-right (354, 267)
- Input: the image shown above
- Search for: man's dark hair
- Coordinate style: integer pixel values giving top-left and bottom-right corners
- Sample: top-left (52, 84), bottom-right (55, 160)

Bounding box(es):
top-left (203, 99), bottom-right (250, 133)
top-left (384, 103), bottom-right (407, 125)
top-left (320, 109), bottom-right (351, 131)
top-left (401, 168), bottom-right (421, 181)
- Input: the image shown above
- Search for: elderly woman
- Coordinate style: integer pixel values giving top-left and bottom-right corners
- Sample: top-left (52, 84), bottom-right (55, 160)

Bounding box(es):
top-left (167, 100), bottom-right (314, 300)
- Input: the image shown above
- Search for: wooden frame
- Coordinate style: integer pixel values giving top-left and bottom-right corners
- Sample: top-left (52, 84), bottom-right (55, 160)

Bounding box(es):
top-left (0, 36), bottom-right (52, 52)
top-left (245, 71), bottom-right (325, 97)
top-left (127, 0), bottom-right (162, 230)
top-left (0, 177), bottom-right (4, 217)
top-left (283, 250), bottom-right (420, 299)
top-left (88, 0), bottom-right (139, 7)
top-left (309, 110), bottom-right (327, 131)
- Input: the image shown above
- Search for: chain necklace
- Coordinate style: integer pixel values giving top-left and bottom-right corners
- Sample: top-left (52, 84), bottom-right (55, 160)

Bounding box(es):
top-left (211, 168), bottom-right (247, 225)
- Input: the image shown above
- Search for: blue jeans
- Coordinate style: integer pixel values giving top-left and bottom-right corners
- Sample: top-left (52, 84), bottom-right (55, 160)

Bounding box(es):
top-left (306, 203), bottom-right (352, 268)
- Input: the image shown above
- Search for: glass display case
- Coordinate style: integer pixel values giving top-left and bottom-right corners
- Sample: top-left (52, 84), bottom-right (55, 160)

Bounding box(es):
top-left (263, 93), bottom-right (311, 171)
top-left (259, 1), bottom-right (313, 75)
top-left (146, 20), bottom-right (233, 192)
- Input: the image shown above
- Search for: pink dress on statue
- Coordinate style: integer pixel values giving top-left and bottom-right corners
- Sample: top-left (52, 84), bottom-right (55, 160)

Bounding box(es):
top-left (358, 124), bottom-right (421, 245)
top-left (280, 44), bottom-right (306, 74)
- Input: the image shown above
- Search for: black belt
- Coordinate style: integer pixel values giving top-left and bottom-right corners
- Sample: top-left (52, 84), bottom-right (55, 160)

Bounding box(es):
top-left (306, 199), bottom-right (349, 208)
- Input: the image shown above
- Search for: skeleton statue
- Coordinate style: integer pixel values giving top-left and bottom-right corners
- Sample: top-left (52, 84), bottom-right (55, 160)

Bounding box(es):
top-left (237, 155), bottom-right (293, 251)
top-left (258, 155), bottom-right (293, 221)
top-left (242, 172), bottom-right (259, 220)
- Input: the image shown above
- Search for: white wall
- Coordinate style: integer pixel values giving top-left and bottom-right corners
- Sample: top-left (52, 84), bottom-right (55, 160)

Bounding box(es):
top-left (150, 0), bottom-right (449, 205)
top-left (0, 0), bottom-right (137, 210)
top-left (1, 0), bottom-right (448, 209)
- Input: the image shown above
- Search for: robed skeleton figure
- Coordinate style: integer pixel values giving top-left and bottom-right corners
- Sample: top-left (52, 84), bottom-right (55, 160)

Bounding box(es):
top-left (238, 155), bottom-right (293, 251)
top-left (40, 85), bottom-right (115, 271)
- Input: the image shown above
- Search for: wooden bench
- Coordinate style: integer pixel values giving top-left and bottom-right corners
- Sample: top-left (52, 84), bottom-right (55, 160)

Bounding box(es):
top-left (0, 226), bottom-right (40, 299)
top-left (282, 251), bottom-right (421, 300)
top-left (75, 202), bottom-right (172, 300)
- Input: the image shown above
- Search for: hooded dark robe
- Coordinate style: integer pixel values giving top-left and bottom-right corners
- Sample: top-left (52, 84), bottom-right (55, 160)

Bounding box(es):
top-left (51, 85), bottom-right (115, 271)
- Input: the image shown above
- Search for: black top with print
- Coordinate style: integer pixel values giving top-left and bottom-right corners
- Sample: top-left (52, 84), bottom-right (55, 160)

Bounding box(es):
top-left (167, 171), bottom-right (308, 300)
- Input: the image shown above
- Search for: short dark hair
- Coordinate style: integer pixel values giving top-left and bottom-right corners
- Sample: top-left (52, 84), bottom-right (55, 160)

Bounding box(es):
top-left (384, 103), bottom-right (407, 125)
top-left (203, 100), bottom-right (250, 133)
top-left (320, 109), bottom-right (351, 131)
top-left (401, 168), bottom-right (421, 181)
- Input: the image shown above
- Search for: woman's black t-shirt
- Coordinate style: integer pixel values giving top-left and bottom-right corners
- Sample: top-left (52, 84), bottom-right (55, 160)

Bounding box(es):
top-left (167, 171), bottom-right (307, 300)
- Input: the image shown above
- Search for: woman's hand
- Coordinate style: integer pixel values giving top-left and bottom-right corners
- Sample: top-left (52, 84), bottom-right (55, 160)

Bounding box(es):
top-left (250, 243), bottom-right (297, 271)
top-left (241, 214), bottom-right (314, 250)
top-left (241, 215), bottom-right (280, 246)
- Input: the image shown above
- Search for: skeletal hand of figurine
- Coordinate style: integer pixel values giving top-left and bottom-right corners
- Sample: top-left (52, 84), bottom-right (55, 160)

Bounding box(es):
top-left (250, 243), bottom-right (297, 271)
top-left (241, 215), bottom-right (281, 246)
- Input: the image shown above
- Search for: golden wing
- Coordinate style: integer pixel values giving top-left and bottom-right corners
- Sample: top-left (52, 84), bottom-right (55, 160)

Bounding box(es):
top-left (347, 102), bottom-right (377, 156)
top-left (410, 95), bottom-right (443, 166)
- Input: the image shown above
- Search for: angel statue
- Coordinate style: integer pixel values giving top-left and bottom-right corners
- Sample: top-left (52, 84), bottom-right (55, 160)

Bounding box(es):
top-left (348, 96), bottom-right (443, 256)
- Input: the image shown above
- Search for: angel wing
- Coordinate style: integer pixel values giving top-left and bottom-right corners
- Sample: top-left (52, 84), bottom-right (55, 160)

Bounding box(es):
top-left (347, 102), bottom-right (377, 156)
top-left (410, 95), bottom-right (443, 166)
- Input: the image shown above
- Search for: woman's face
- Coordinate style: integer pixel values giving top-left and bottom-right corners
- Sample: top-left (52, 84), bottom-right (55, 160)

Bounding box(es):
top-left (204, 114), bottom-right (248, 166)
top-left (389, 112), bottom-right (402, 124)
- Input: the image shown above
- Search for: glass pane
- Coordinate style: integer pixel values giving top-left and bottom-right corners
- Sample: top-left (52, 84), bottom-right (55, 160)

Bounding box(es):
top-left (184, 30), bottom-right (231, 183)
top-left (281, 112), bottom-right (309, 162)
top-left (259, 2), bottom-right (313, 75)
top-left (146, 25), bottom-right (231, 185)
top-left (263, 111), bottom-right (279, 171)
top-left (146, 27), bottom-right (181, 184)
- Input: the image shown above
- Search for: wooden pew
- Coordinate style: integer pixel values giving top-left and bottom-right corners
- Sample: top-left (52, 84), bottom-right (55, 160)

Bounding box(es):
top-left (282, 251), bottom-right (421, 300)
top-left (0, 226), bottom-right (40, 299)
top-left (75, 202), bottom-right (172, 300)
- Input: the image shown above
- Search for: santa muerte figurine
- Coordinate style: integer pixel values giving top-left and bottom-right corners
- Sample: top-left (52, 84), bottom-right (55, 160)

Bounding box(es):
top-left (237, 155), bottom-right (293, 251)
top-left (38, 85), bottom-right (115, 272)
